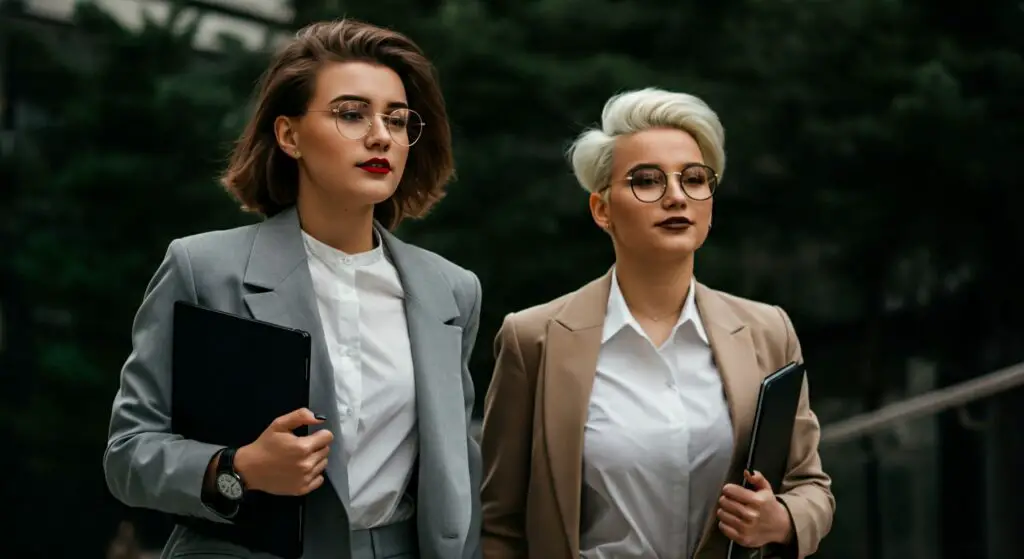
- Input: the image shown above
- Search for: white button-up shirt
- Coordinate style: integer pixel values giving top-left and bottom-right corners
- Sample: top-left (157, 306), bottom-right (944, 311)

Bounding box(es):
top-left (302, 230), bottom-right (417, 529)
top-left (580, 271), bottom-right (734, 558)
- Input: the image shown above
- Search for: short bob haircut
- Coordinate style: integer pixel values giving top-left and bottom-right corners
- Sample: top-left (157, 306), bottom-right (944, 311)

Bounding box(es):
top-left (220, 19), bottom-right (453, 230)
top-left (567, 87), bottom-right (726, 195)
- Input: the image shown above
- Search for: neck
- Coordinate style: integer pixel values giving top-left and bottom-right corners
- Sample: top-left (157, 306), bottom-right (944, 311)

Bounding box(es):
top-left (614, 251), bottom-right (695, 322)
top-left (296, 186), bottom-right (376, 254)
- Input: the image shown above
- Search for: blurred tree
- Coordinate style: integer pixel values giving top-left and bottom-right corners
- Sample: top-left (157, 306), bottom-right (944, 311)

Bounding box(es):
top-left (0, 1), bottom-right (266, 555)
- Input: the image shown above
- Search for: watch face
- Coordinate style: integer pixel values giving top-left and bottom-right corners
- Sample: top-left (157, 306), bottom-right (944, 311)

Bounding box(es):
top-left (216, 473), bottom-right (243, 501)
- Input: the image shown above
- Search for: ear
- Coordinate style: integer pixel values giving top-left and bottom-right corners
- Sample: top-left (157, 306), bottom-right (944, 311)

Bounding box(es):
top-left (589, 191), bottom-right (612, 232)
top-left (274, 115), bottom-right (301, 158)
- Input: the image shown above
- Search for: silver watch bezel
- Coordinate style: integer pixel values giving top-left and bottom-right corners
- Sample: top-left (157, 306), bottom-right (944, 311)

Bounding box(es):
top-left (215, 471), bottom-right (245, 501)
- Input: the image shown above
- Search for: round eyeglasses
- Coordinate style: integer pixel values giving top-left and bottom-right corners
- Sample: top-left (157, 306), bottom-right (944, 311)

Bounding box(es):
top-left (309, 100), bottom-right (425, 147)
top-left (615, 163), bottom-right (719, 203)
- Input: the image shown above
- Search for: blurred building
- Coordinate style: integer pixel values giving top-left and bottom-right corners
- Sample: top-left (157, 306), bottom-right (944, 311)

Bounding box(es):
top-left (5, 0), bottom-right (291, 50)
top-left (0, 0), bottom-right (292, 156)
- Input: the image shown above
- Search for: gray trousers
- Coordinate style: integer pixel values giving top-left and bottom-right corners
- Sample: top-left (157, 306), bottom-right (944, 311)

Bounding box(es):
top-left (161, 518), bottom-right (418, 559)
top-left (350, 519), bottom-right (418, 559)
top-left (161, 483), bottom-right (419, 559)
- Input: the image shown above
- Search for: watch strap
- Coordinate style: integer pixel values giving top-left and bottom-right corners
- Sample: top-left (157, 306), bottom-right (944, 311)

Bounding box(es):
top-left (217, 447), bottom-right (237, 476)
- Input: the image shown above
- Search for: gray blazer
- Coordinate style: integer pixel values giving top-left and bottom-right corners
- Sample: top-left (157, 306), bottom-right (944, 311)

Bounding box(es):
top-left (103, 207), bottom-right (483, 559)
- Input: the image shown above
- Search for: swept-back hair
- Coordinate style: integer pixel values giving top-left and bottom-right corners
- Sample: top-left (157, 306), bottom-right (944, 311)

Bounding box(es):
top-left (567, 87), bottom-right (726, 194)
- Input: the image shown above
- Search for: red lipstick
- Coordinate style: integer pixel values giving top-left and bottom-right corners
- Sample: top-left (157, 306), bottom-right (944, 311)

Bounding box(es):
top-left (356, 157), bottom-right (391, 174)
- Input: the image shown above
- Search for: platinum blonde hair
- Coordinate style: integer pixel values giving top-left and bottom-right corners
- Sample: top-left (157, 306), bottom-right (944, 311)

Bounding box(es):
top-left (567, 87), bottom-right (726, 194)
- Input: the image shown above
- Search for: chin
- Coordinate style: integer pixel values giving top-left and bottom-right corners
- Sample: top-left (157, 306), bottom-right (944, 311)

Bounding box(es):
top-left (651, 237), bottom-right (700, 259)
top-left (346, 177), bottom-right (400, 205)
top-left (655, 226), bottom-right (707, 249)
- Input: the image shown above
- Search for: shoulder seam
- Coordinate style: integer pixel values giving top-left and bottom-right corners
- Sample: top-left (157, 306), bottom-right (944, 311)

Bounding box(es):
top-left (168, 238), bottom-right (199, 302)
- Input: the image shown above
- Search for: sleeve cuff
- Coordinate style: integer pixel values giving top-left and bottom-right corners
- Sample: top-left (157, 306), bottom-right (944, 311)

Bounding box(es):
top-left (764, 496), bottom-right (798, 559)
top-left (192, 444), bottom-right (236, 524)
top-left (201, 497), bottom-right (240, 521)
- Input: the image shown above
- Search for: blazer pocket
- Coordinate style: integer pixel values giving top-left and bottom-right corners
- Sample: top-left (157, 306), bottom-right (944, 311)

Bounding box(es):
top-left (444, 319), bottom-right (463, 332)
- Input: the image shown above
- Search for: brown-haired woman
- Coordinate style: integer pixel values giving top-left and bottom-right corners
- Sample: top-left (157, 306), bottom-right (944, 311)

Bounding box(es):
top-left (104, 20), bottom-right (482, 559)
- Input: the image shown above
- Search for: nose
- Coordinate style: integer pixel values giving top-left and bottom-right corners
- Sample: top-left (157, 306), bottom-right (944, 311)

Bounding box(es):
top-left (661, 174), bottom-right (688, 207)
top-left (363, 114), bottom-right (391, 151)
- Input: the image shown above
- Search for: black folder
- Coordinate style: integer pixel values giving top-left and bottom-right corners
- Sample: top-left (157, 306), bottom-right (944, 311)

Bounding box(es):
top-left (727, 361), bottom-right (806, 559)
top-left (171, 301), bottom-right (312, 559)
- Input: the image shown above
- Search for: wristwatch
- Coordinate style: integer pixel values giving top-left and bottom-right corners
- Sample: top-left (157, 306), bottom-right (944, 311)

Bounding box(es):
top-left (215, 448), bottom-right (246, 502)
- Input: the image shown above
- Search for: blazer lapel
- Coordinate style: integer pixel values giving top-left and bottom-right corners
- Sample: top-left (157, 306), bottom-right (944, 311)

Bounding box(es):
top-left (541, 275), bottom-right (765, 556)
top-left (692, 282), bottom-right (764, 554)
top-left (542, 271), bottom-right (612, 557)
top-left (240, 207), bottom-right (351, 509)
top-left (378, 227), bottom-right (471, 551)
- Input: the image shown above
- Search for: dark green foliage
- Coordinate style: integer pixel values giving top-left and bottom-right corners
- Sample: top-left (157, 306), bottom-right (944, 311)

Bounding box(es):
top-left (1, 0), bottom-right (1021, 554)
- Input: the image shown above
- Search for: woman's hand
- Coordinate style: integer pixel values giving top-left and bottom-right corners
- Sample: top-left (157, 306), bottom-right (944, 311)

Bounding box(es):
top-left (235, 408), bottom-right (333, 496)
top-left (717, 470), bottom-right (794, 549)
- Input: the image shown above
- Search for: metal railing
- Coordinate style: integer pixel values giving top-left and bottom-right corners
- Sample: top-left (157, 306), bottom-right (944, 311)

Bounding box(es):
top-left (820, 360), bottom-right (1024, 447)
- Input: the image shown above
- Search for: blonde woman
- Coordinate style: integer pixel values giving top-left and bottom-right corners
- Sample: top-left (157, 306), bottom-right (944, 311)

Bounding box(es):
top-left (480, 88), bottom-right (834, 559)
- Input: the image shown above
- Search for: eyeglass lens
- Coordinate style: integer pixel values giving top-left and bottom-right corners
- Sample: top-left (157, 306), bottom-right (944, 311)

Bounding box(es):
top-left (628, 164), bottom-right (717, 202)
top-left (333, 101), bottom-right (424, 146)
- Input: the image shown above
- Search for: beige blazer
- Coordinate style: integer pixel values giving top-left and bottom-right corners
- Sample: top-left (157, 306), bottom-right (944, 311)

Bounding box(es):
top-left (479, 271), bottom-right (834, 559)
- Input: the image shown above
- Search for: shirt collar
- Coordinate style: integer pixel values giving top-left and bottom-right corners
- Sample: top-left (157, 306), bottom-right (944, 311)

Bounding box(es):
top-left (601, 267), bottom-right (709, 345)
top-left (301, 228), bottom-right (385, 269)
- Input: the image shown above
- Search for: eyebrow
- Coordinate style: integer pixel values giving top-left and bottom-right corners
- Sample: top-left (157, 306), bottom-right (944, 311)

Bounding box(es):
top-left (626, 162), bottom-right (706, 174)
top-left (327, 94), bottom-right (409, 110)
top-left (626, 163), bottom-right (662, 174)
